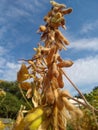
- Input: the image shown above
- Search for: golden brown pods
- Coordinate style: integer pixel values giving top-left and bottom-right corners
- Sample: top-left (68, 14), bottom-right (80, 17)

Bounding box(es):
top-left (57, 60), bottom-right (73, 68)
top-left (55, 30), bottom-right (70, 45)
top-left (61, 8), bottom-right (73, 15)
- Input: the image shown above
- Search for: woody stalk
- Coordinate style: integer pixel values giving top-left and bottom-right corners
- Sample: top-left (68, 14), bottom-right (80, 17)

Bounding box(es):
top-left (13, 1), bottom-right (84, 130)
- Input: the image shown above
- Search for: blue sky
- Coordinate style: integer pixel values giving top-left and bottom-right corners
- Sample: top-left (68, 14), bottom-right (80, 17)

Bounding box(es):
top-left (0, 0), bottom-right (98, 95)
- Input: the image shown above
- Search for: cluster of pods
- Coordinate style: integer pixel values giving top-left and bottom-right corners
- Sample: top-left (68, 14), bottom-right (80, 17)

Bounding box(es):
top-left (16, 1), bottom-right (83, 130)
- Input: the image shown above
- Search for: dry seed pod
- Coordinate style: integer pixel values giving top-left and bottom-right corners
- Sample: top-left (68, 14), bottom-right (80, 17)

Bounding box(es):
top-left (62, 97), bottom-right (83, 119)
top-left (50, 1), bottom-right (66, 8)
top-left (55, 39), bottom-right (67, 50)
top-left (45, 40), bottom-right (52, 47)
top-left (55, 30), bottom-right (69, 45)
top-left (58, 110), bottom-right (67, 130)
top-left (28, 60), bottom-right (36, 70)
top-left (47, 31), bottom-right (55, 41)
top-left (56, 95), bottom-right (64, 110)
top-left (52, 62), bottom-right (59, 78)
top-left (41, 47), bottom-right (50, 54)
top-left (51, 77), bottom-right (59, 89)
top-left (57, 70), bottom-right (64, 88)
top-left (55, 12), bottom-right (62, 19)
top-left (17, 64), bottom-right (29, 82)
top-left (53, 6), bottom-right (64, 12)
top-left (46, 46), bottom-right (57, 66)
top-left (60, 90), bottom-right (71, 98)
top-left (47, 10), bottom-right (55, 17)
top-left (57, 60), bottom-right (73, 68)
top-left (26, 87), bottom-right (32, 99)
top-left (62, 97), bottom-right (75, 111)
top-left (37, 25), bottom-right (46, 32)
top-left (61, 8), bottom-right (73, 15)
top-left (57, 55), bottom-right (63, 62)
top-left (74, 108), bottom-right (83, 118)
top-left (45, 87), bottom-right (55, 104)
top-left (44, 16), bottom-right (50, 23)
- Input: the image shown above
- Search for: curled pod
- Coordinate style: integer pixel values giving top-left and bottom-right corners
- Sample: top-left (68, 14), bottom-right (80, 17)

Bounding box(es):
top-left (57, 60), bottom-right (73, 68)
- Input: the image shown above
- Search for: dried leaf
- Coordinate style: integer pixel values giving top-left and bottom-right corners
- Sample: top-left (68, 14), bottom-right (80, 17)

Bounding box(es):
top-left (17, 64), bottom-right (29, 82)
top-left (20, 82), bottom-right (31, 90)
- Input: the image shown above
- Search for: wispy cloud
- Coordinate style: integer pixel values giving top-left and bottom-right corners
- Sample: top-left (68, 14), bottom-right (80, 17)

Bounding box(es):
top-left (80, 20), bottom-right (98, 34)
top-left (64, 55), bottom-right (98, 94)
top-left (0, 46), bottom-right (8, 56)
top-left (69, 37), bottom-right (98, 51)
top-left (0, 58), bottom-right (20, 81)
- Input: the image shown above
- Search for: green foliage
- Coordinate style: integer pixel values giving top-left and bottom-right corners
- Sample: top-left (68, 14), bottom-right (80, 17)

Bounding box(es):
top-left (0, 81), bottom-right (31, 119)
top-left (0, 92), bottom-right (21, 119)
top-left (67, 86), bottom-right (98, 130)
top-left (84, 86), bottom-right (98, 109)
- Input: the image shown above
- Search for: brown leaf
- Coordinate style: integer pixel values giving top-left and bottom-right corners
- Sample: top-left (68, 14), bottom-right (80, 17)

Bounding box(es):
top-left (17, 64), bottom-right (29, 82)
top-left (20, 82), bottom-right (31, 90)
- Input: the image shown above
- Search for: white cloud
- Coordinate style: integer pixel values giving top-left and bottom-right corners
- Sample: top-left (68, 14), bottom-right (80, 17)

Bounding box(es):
top-left (0, 61), bottom-right (20, 81)
top-left (0, 46), bottom-right (8, 56)
top-left (80, 20), bottom-right (98, 34)
top-left (63, 55), bottom-right (98, 94)
top-left (69, 37), bottom-right (98, 51)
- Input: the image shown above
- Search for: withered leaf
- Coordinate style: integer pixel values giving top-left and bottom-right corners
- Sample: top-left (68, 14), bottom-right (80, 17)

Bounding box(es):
top-left (20, 82), bottom-right (31, 90)
top-left (17, 64), bottom-right (29, 82)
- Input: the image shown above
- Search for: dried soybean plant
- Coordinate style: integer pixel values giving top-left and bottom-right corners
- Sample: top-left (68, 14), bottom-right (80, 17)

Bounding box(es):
top-left (12, 0), bottom-right (94, 130)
